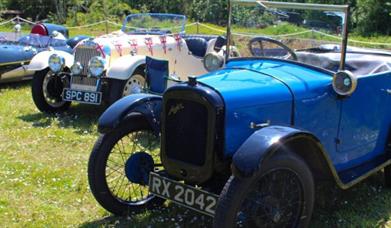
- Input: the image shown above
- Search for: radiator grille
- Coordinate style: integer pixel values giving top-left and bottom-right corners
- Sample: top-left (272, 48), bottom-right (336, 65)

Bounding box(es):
top-left (74, 45), bottom-right (100, 75)
top-left (71, 76), bottom-right (98, 86)
top-left (164, 99), bottom-right (208, 166)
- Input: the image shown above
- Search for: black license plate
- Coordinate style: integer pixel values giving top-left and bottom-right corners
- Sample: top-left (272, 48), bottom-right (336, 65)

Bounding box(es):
top-left (63, 89), bottom-right (102, 105)
top-left (149, 172), bottom-right (218, 217)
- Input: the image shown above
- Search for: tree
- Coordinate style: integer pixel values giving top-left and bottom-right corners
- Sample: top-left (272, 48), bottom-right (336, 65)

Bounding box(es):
top-left (353, 0), bottom-right (391, 36)
top-left (189, 0), bottom-right (227, 24)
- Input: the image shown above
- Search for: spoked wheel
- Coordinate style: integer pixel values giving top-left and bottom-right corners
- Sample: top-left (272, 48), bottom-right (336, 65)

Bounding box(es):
top-left (88, 115), bottom-right (164, 215)
top-left (32, 68), bottom-right (71, 113)
top-left (214, 152), bottom-right (314, 228)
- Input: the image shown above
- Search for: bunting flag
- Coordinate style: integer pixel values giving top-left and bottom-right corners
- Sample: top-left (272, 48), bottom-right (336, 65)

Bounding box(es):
top-left (96, 44), bottom-right (106, 58)
top-left (114, 42), bottom-right (123, 56)
top-left (129, 39), bottom-right (138, 54)
top-left (174, 34), bottom-right (182, 51)
top-left (145, 37), bottom-right (154, 56)
top-left (159, 35), bottom-right (167, 54)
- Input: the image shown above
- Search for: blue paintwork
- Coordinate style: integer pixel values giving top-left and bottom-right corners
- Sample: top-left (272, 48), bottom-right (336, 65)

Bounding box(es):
top-left (66, 35), bottom-right (90, 49)
top-left (0, 35), bottom-right (72, 64)
top-left (198, 59), bottom-right (334, 157)
top-left (98, 93), bottom-right (162, 134)
top-left (43, 23), bottom-right (69, 38)
top-left (195, 58), bottom-right (391, 184)
top-left (335, 72), bottom-right (391, 170)
top-left (125, 152), bottom-right (154, 185)
top-left (0, 28), bottom-right (89, 81)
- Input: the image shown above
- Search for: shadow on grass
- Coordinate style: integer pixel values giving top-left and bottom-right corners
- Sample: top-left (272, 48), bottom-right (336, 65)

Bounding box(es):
top-left (0, 80), bottom-right (31, 90)
top-left (18, 103), bottom-right (106, 134)
top-left (82, 173), bottom-right (390, 228)
top-left (81, 204), bottom-right (212, 228)
top-left (311, 172), bottom-right (390, 227)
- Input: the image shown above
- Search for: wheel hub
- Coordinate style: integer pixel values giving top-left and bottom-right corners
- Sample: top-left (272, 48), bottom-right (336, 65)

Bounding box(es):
top-left (124, 152), bottom-right (154, 185)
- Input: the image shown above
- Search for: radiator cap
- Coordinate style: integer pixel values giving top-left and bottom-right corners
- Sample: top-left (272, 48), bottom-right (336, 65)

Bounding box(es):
top-left (188, 76), bottom-right (197, 86)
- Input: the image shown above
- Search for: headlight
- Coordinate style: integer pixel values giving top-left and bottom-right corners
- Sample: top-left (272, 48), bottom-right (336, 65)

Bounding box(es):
top-left (71, 62), bottom-right (83, 75)
top-left (48, 54), bottom-right (65, 73)
top-left (88, 56), bottom-right (105, 77)
top-left (203, 52), bottom-right (224, 72)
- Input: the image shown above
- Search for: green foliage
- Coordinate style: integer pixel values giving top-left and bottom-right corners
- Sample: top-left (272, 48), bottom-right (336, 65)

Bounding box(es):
top-left (352, 0), bottom-right (391, 36)
top-left (1, 0), bottom-right (391, 36)
top-left (189, 0), bottom-right (227, 24)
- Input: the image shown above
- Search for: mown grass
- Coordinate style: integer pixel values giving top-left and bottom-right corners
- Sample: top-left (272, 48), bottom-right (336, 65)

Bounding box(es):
top-left (0, 81), bottom-right (390, 227)
top-left (0, 19), bottom-right (391, 227)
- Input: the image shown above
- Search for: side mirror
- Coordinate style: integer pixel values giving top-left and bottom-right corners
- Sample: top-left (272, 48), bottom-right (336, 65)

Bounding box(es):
top-left (332, 70), bottom-right (357, 96)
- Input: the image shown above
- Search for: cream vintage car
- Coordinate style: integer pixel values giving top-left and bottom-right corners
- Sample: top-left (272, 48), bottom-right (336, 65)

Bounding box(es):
top-left (29, 13), bottom-right (228, 113)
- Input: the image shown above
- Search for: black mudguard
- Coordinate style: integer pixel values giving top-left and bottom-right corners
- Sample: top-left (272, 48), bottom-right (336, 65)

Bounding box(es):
top-left (98, 93), bottom-right (162, 134)
top-left (232, 126), bottom-right (318, 178)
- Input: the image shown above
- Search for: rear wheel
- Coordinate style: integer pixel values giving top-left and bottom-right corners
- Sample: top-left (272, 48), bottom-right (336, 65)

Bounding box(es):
top-left (31, 68), bottom-right (70, 113)
top-left (88, 116), bottom-right (164, 215)
top-left (122, 71), bottom-right (146, 96)
top-left (108, 68), bottom-right (145, 105)
top-left (214, 152), bottom-right (314, 228)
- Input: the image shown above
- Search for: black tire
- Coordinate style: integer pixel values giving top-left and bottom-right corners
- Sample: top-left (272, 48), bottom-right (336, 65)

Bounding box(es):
top-left (31, 68), bottom-right (71, 113)
top-left (108, 67), bottom-right (145, 105)
top-left (214, 151), bottom-right (314, 228)
top-left (385, 165), bottom-right (391, 188)
top-left (88, 115), bottom-right (165, 215)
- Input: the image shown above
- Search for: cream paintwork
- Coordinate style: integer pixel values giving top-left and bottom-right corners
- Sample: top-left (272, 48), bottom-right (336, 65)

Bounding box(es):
top-left (28, 50), bottom-right (74, 71)
top-left (29, 30), bottom-right (220, 80)
top-left (106, 55), bottom-right (145, 79)
top-left (81, 30), bottom-right (218, 80)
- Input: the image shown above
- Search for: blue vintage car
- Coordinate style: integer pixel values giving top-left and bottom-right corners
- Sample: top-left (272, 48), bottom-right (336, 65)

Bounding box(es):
top-left (87, 1), bottom-right (391, 227)
top-left (0, 23), bottom-right (87, 83)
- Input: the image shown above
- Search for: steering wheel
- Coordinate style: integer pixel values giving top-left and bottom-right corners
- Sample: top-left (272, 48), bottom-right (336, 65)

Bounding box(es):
top-left (248, 36), bottom-right (297, 61)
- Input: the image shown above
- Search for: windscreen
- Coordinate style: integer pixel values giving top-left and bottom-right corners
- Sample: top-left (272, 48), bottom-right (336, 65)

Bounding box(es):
top-left (230, 1), bottom-right (347, 72)
top-left (122, 13), bottom-right (186, 35)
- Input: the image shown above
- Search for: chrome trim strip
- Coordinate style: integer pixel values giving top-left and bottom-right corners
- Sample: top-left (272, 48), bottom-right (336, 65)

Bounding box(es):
top-left (269, 134), bottom-right (390, 190)
top-left (311, 141), bottom-right (390, 190)
top-left (0, 60), bottom-right (29, 67)
top-left (339, 160), bottom-right (391, 190)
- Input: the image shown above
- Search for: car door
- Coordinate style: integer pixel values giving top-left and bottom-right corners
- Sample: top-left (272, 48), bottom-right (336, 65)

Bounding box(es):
top-left (336, 71), bottom-right (391, 170)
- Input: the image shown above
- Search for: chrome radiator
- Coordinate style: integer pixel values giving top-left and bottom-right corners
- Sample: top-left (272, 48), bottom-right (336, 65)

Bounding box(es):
top-left (74, 45), bottom-right (100, 75)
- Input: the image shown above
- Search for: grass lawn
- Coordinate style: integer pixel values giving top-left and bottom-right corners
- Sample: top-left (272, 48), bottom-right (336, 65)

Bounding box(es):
top-left (0, 81), bottom-right (390, 227)
top-left (0, 19), bottom-right (390, 227)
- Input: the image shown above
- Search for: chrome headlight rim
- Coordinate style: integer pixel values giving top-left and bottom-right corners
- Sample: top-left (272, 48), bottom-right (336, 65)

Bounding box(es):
top-left (88, 56), bottom-right (105, 78)
top-left (203, 52), bottom-right (224, 72)
top-left (48, 54), bottom-right (65, 73)
top-left (70, 62), bottom-right (83, 75)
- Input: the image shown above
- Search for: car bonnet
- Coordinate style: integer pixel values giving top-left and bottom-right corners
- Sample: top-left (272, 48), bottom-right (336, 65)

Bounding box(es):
top-left (196, 58), bottom-right (334, 156)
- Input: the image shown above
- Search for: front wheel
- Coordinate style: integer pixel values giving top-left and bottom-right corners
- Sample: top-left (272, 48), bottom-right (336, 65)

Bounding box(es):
top-left (214, 151), bottom-right (314, 228)
top-left (88, 115), bottom-right (164, 215)
top-left (31, 68), bottom-right (71, 113)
